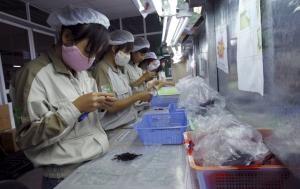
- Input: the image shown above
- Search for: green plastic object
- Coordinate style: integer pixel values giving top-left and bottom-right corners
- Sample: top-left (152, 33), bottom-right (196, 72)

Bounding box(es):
top-left (157, 87), bottom-right (179, 96)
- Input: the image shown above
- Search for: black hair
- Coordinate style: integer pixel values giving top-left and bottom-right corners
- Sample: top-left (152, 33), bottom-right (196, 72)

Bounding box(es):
top-left (96, 42), bottom-right (134, 62)
top-left (136, 48), bottom-right (149, 54)
top-left (155, 64), bottom-right (163, 73)
top-left (60, 23), bottom-right (110, 58)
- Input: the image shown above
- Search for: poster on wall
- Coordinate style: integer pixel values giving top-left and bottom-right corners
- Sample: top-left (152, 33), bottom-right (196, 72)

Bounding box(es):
top-left (216, 25), bottom-right (229, 74)
top-left (237, 0), bottom-right (264, 95)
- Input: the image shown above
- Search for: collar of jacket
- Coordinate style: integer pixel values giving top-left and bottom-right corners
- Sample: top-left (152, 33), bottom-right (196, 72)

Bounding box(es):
top-left (102, 53), bottom-right (119, 73)
top-left (129, 60), bottom-right (135, 66)
top-left (46, 48), bottom-right (71, 75)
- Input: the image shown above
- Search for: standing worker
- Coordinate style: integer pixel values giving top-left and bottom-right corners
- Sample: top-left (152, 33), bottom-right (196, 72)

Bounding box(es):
top-left (92, 30), bottom-right (152, 131)
top-left (125, 37), bottom-right (156, 93)
top-left (10, 7), bottom-right (116, 189)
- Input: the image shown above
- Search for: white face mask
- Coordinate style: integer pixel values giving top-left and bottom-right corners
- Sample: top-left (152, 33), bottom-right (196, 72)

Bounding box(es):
top-left (148, 60), bottom-right (160, 71)
top-left (115, 51), bottom-right (130, 67)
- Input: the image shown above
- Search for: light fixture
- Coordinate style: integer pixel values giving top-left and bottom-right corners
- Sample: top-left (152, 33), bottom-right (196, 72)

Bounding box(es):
top-left (161, 17), bottom-right (168, 42)
top-left (151, 0), bottom-right (163, 16)
top-left (13, 65), bottom-right (21, 68)
top-left (160, 1), bottom-right (192, 47)
top-left (151, 0), bottom-right (177, 17)
top-left (131, 0), bottom-right (156, 18)
top-left (165, 16), bottom-right (180, 46)
top-left (163, 14), bottom-right (190, 47)
top-left (172, 17), bottom-right (189, 46)
top-left (193, 6), bottom-right (202, 15)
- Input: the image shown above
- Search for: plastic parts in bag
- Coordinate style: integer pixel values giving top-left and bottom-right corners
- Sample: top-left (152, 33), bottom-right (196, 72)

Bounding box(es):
top-left (265, 124), bottom-right (300, 179)
top-left (191, 115), bottom-right (269, 166)
top-left (175, 76), bottom-right (225, 114)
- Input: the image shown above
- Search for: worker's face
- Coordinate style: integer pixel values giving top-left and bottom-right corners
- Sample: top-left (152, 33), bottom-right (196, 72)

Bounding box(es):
top-left (132, 51), bottom-right (145, 64)
top-left (62, 29), bottom-right (103, 58)
top-left (113, 47), bottom-right (131, 67)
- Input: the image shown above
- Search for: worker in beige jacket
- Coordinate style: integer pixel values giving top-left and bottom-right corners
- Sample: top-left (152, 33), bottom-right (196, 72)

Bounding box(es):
top-left (124, 37), bottom-right (156, 93)
top-left (10, 7), bottom-right (116, 189)
top-left (92, 30), bottom-right (152, 131)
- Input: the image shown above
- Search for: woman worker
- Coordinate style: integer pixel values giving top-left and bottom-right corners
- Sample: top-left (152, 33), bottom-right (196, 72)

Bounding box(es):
top-left (10, 7), bottom-right (116, 189)
top-left (92, 30), bottom-right (152, 131)
top-left (142, 52), bottom-right (175, 89)
top-left (124, 37), bottom-right (156, 93)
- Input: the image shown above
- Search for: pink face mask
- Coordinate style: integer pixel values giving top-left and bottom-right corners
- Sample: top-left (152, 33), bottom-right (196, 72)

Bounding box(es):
top-left (62, 45), bottom-right (95, 72)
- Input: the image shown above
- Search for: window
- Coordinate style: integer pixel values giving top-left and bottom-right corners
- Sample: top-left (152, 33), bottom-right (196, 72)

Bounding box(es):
top-left (145, 13), bottom-right (162, 33)
top-left (122, 16), bottom-right (144, 34)
top-left (0, 0), bottom-right (27, 19)
top-left (30, 6), bottom-right (50, 27)
top-left (147, 34), bottom-right (162, 54)
top-left (33, 31), bottom-right (55, 57)
top-left (109, 19), bottom-right (120, 32)
top-left (0, 22), bottom-right (30, 90)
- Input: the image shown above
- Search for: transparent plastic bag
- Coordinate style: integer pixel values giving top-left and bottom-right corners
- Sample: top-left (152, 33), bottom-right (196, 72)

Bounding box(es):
top-left (176, 76), bottom-right (225, 114)
top-left (191, 115), bottom-right (269, 166)
top-left (265, 124), bottom-right (300, 179)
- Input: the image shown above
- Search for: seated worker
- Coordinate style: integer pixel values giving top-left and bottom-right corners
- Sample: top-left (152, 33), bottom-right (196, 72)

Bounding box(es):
top-left (124, 37), bottom-right (156, 93)
top-left (92, 30), bottom-right (152, 131)
top-left (142, 52), bottom-right (175, 89)
top-left (9, 7), bottom-right (116, 189)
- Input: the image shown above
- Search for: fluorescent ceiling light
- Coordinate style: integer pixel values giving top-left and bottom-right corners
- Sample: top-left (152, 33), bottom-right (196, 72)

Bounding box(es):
top-left (164, 16), bottom-right (189, 46)
top-left (161, 17), bottom-right (168, 42)
top-left (132, 0), bottom-right (156, 18)
top-left (168, 0), bottom-right (177, 15)
top-left (13, 65), bottom-right (21, 68)
top-left (159, 0), bottom-right (192, 47)
top-left (172, 17), bottom-right (189, 46)
top-left (166, 16), bottom-right (179, 46)
top-left (152, 0), bottom-right (163, 16)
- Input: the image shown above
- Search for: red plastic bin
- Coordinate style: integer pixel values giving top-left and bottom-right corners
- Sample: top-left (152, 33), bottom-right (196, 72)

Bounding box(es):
top-left (183, 129), bottom-right (298, 189)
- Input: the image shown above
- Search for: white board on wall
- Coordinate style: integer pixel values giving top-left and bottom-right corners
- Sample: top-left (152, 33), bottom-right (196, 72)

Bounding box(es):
top-left (216, 25), bottom-right (229, 74)
top-left (237, 0), bottom-right (264, 95)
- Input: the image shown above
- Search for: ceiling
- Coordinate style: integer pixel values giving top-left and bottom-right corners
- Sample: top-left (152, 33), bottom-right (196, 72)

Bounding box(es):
top-left (22, 0), bottom-right (141, 20)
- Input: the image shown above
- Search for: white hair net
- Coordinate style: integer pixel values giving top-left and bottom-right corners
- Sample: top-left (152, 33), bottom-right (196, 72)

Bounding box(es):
top-left (133, 37), bottom-right (150, 52)
top-left (109, 30), bottom-right (134, 45)
top-left (47, 6), bottom-right (110, 30)
top-left (148, 60), bottom-right (160, 71)
top-left (144, 52), bottom-right (157, 60)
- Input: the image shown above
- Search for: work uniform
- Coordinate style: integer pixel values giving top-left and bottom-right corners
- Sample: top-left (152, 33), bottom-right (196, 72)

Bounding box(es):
top-left (124, 60), bottom-right (146, 93)
top-left (158, 71), bottom-right (167, 81)
top-left (10, 49), bottom-right (109, 179)
top-left (92, 55), bottom-right (138, 131)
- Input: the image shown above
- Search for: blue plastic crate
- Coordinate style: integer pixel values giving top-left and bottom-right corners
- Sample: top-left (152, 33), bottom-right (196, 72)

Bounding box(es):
top-left (168, 103), bottom-right (185, 113)
top-left (135, 111), bottom-right (187, 145)
top-left (150, 95), bottom-right (179, 107)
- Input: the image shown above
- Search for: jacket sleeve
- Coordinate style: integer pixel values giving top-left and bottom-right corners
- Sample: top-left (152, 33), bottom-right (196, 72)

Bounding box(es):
top-left (15, 64), bottom-right (81, 150)
top-left (92, 64), bottom-right (113, 93)
top-left (124, 66), bottom-right (134, 84)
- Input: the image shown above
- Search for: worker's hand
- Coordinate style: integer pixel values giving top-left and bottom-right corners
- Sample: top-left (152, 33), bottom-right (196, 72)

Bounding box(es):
top-left (152, 80), bottom-right (160, 86)
top-left (142, 71), bottom-right (156, 81)
top-left (137, 91), bottom-right (153, 102)
top-left (73, 92), bottom-right (116, 113)
top-left (98, 92), bottom-right (118, 109)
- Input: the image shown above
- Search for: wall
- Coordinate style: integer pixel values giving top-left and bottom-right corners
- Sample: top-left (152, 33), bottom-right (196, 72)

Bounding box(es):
top-left (171, 61), bottom-right (188, 83)
top-left (195, 0), bottom-right (300, 128)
